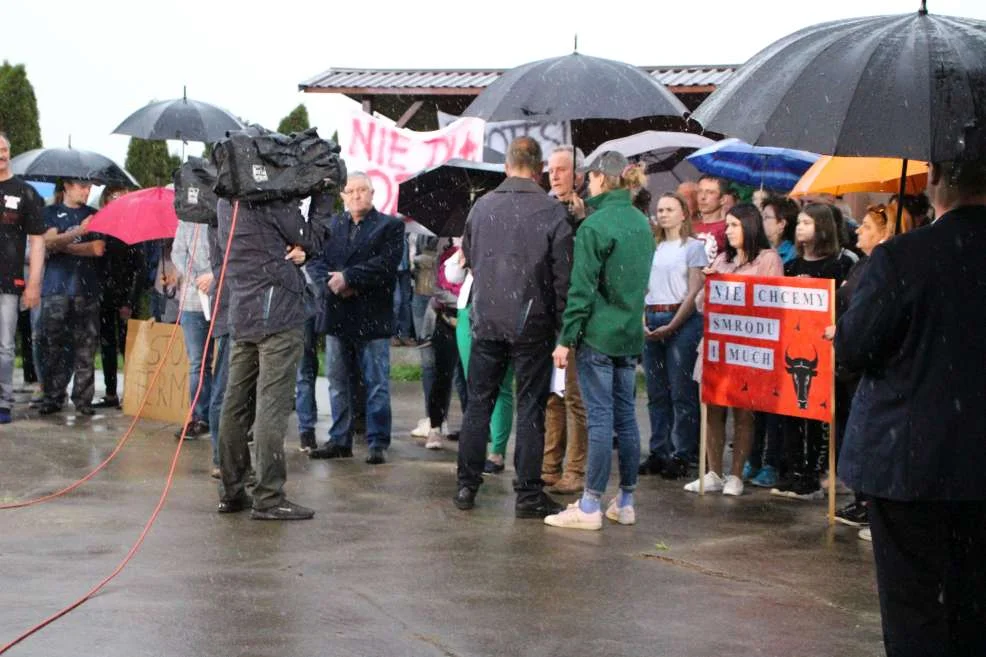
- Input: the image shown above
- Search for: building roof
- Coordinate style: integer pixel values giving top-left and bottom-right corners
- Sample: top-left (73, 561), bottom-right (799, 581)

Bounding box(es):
top-left (299, 65), bottom-right (737, 95)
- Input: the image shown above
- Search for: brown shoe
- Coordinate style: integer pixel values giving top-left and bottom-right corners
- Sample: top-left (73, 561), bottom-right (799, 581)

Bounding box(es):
top-left (550, 474), bottom-right (585, 495)
top-left (542, 472), bottom-right (562, 487)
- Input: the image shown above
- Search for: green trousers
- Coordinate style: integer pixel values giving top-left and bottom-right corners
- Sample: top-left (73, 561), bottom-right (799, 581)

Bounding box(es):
top-left (456, 307), bottom-right (514, 457)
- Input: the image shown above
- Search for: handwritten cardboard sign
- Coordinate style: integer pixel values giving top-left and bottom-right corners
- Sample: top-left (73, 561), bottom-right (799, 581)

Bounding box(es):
top-left (701, 274), bottom-right (835, 421)
top-left (336, 112), bottom-right (486, 215)
top-left (123, 319), bottom-right (190, 424)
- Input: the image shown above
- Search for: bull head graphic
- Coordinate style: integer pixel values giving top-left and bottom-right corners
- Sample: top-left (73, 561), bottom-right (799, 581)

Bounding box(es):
top-left (784, 347), bottom-right (818, 410)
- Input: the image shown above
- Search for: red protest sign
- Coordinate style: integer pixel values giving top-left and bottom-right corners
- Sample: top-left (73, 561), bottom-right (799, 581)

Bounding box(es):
top-left (700, 274), bottom-right (835, 422)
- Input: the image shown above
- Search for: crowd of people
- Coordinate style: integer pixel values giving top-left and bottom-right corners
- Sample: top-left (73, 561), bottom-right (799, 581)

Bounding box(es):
top-left (0, 128), bottom-right (964, 527)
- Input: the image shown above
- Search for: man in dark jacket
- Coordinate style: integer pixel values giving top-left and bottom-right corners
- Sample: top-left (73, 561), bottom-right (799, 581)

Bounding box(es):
top-left (836, 158), bottom-right (986, 657)
top-left (308, 172), bottom-right (404, 465)
top-left (454, 136), bottom-right (573, 518)
top-left (215, 192), bottom-right (332, 520)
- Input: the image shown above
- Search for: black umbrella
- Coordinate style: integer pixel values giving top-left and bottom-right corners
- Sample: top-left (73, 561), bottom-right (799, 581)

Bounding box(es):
top-left (691, 6), bottom-right (986, 163)
top-left (113, 88), bottom-right (243, 143)
top-left (10, 147), bottom-right (139, 187)
top-left (462, 52), bottom-right (688, 123)
top-left (398, 159), bottom-right (506, 237)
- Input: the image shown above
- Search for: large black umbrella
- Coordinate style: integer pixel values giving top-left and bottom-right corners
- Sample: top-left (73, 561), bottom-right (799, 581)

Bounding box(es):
top-left (10, 147), bottom-right (139, 187)
top-left (398, 159), bottom-right (506, 237)
top-left (691, 7), bottom-right (986, 162)
top-left (462, 52), bottom-right (688, 123)
top-left (113, 89), bottom-right (243, 143)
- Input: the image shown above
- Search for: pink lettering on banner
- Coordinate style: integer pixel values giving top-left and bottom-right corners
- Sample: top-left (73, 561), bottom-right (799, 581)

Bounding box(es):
top-left (338, 113), bottom-right (486, 216)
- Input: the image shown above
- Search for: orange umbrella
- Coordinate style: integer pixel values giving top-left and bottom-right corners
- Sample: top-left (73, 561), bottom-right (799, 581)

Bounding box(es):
top-left (790, 156), bottom-right (928, 197)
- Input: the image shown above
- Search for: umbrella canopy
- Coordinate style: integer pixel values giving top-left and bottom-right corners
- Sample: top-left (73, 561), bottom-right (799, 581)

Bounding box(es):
top-left (790, 157), bottom-right (928, 197)
top-left (397, 159), bottom-right (506, 237)
top-left (86, 187), bottom-right (178, 245)
top-left (691, 9), bottom-right (986, 161)
top-left (584, 130), bottom-right (713, 204)
top-left (113, 92), bottom-right (243, 143)
top-left (462, 52), bottom-right (688, 123)
top-left (686, 138), bottom-right (820, 192)
top-left (11, 148), bottom-right (138, 187)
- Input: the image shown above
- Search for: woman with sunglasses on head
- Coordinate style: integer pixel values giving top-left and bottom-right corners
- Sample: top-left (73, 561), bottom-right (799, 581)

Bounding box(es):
top-left (823, 203), bottom-right (900, 533)
top-left (770, 203), bottom-right (855, 501)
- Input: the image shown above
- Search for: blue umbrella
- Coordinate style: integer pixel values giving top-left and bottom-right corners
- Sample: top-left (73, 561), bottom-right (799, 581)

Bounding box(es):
top-left (25, 180), bottom-right (55, 200)
top-left (686, 138), bottom-right (819, 191)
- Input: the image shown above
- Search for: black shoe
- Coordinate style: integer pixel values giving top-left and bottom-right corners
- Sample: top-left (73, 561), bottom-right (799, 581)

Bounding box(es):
top-left (217, 495), bottom-right (252, 514)
top-left (365, 448), bottom-right (386, 465)
top-left (445, 430), bottom-right (460, 442)
top-left (93, 396), bottom-right (121, 409)
top-left (76, 405), bottom-right (96, 416)
top-left (453, 487), bottom-right (476, 510)
top-left (250, 499), bottom-right (315, 520)
top-left (175, 420), bottom-right (208, 440)
top-left (639, 454), bottom-right (667, 476)
top-left (659, 456), bottom-right (689, 480)
top-left (484, 459), bottom-right (505, 474)
top-left (835, 500), bottom-right (869, 527)
top-left (298, 429), bottom-right (317, 452)
top-left (309, 443), bottom-right (353, 459)
top-left (38, 402), bottom-right (63, 416)
top-left (515, 492), bottom-right (565, 519)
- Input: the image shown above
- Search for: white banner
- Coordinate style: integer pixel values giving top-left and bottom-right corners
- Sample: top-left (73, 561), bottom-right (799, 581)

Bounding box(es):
top-left (336, 112), bottom-right (486, 215)
top-left (437, 110), bottom-right (571, 162)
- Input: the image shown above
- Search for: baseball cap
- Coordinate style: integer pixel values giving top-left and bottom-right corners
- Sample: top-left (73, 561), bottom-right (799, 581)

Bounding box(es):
top-left (577, 150), bottom-right (630, 177)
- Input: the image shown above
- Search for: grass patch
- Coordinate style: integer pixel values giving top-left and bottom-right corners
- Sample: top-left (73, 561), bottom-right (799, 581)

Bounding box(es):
top-left (391, 363), bottom-right (423, 382)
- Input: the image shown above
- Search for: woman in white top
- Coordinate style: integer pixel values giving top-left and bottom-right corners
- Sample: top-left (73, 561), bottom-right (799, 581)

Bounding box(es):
top-left (639, 192), bottom-right (708, 480)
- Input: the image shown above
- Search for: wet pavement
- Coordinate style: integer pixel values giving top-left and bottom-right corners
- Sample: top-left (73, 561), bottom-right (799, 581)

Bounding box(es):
top-left (0, 376), bottom-right (884, 657)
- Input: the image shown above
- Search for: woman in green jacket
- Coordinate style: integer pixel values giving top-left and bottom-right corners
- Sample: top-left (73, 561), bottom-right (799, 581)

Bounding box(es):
top-left (545, 152), bottom-right (655, 531)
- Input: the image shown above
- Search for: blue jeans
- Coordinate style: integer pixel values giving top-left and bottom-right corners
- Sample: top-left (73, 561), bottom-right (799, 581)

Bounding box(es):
top-left (180, 311), bottom-right (214, 423)
top-left (30, 305), bottom-right (44, 385)
top-left (208, 335), bottom-right (231, 466)
top-left (325, 336), bottom-right (391, 450)
top-left (577, 345), bottom-right (641, 497)
top-left (0, 295), bottom-right (17, 410)
top-left (392, 272), bottom-right (414, 339)
top-left (295, 317), bottom-right (318, 432)
top-left (642, 311), bottom-right (703, 462)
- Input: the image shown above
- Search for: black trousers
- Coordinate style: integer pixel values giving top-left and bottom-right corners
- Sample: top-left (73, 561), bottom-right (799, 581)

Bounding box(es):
top-left (782, 417), bottom-right (825, 481)
top-left (869, 497), bottom-right (986, 657)
top-left (457, 336), bottom-right (552, 503)
top-left (17, 309), bottom-right (36, 384)
top-left (99, 297), bottom-right (128, 399)
top-left (427, 317), bottom-right (460, 428)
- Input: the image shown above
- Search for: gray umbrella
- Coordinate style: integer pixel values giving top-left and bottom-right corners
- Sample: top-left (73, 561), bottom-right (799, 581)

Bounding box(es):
top-left (462, 52), bottom-right (687, 123)
top-left (113, 89), bottom-right (243, 143)
top-left (11, 147), bottom-right (139, 187)
top-left (691, 6), bottom-right (986, 162)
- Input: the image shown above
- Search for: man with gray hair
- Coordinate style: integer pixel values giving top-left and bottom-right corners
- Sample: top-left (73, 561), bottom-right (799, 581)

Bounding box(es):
top-left (308, 172), bottom-right (404, 465)
top-left (454, 136), bottom-right (573, 517)
top-left (542, 144), bottom-right (589, 494)
top-left (0, 132), bottom-right (45, 424)
top-left (836, 155), bottom-right (986, 657)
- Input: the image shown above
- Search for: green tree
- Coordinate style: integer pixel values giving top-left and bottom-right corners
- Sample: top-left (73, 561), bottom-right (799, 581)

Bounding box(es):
top-left (0, 61), bottom-right (42, 156)
top-left (277, 104), bottom-right (310, 134)
top-left (124, 138), bottom-right (178, 187)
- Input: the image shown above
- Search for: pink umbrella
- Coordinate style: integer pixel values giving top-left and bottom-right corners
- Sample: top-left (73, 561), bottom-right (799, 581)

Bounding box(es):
top-left (87, 187), bottom-right (178, 244)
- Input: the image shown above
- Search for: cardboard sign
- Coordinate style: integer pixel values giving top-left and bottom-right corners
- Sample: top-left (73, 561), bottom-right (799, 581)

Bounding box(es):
top-left (701, 274), bottom-right (835, 422)
top-left (123, 319), bottom-right (191, 424)
top-left (336, 112), bottom-right (486, 215)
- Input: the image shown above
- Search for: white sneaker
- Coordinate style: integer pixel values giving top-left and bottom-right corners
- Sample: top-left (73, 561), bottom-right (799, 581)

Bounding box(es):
top-left (411, 418), bottom-right (430, 438)
top-left (722, 475), bottom-right (744, 496)
top-left (858, 527), bottom-right (872, 542)
top-left (425, 427), bottom-right (444, 450)
top-left (684, 472), bottom-right (724, 493)
top-left (544, 503), bottom-right (603, 530)
top-left (605, 498), bottom-right (636, 525)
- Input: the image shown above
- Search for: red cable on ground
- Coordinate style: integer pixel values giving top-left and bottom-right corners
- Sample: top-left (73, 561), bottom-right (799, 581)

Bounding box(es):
top-left (0, 202), bottom-right (240, 654)
top-left (0, 228), bottom-right (206, 510)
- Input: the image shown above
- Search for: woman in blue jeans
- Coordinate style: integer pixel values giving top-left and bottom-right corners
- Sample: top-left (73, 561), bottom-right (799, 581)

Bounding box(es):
top-left (639, 192), bottom-right (707, 480)
top-left (545, 152), bottom-right (654, 531)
